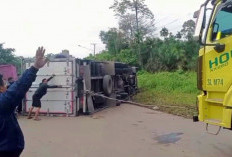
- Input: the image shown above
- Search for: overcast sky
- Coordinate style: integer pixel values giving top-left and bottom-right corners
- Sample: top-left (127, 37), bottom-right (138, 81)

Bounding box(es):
top-left (0, 0), bottom-right (205, 58)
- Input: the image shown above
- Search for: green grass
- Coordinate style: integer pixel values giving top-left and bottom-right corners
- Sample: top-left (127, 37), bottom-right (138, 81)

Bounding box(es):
top-left (134, 71), bottom-right (199, 118)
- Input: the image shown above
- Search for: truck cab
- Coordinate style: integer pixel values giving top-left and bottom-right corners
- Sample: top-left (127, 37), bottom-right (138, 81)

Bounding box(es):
top-left (194, 0), bottom-right (232, 129)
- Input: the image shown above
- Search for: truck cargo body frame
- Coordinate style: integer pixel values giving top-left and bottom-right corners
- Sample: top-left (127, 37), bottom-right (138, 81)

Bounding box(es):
top-left (21, 57), bottom-right (137, 116)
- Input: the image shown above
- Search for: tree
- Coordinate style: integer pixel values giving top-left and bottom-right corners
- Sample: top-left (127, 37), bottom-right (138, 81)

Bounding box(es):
top-left (110, 0), bottom-right (155, 41)
top-left (110, 0), bottom-right (155, 67)
top-left (169, 32), bottom-right (174, 38)
top-left (99, 28), bottom-right (128, 55)
top-left (160, 27), bottom-right (169, 38)
top-left (118, 14), bottom-right (136, 44)
top-left (96, 16), bottom-right (199, 72)
top-left (181, 19), bottom-right (196, 40)
top-left (0, 44), bottom-right (21, 72)
top-left (175, 31), bottom-right (182, 39)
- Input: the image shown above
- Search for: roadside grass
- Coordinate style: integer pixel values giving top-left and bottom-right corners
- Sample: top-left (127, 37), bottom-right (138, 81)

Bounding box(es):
top-left (134, 71), bottom-right (199, 118)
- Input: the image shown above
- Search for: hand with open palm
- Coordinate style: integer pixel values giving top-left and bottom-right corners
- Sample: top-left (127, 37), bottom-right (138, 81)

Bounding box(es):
top-left (33, 47), bottom-right (48, 69)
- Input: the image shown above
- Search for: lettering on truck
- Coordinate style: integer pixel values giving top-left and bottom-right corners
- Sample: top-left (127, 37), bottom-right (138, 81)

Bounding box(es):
top-left (209, 51), bottom-right (232, 72)
top-left (207, 78), bottom-right (223, 86)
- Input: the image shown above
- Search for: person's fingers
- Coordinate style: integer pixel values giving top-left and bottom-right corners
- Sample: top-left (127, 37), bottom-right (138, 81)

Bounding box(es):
top-left (42, 48), bottom-right (46, 56)
top-left (40, 47), bottom-right (43, 57)
top-left (36, 47), bottom-right (40, 57)
top-left (40, 47), bottom-right (43, 52)
top-left (37, 46), bottom-right (46, 57)
top-left (38, 47), bottom-right (42, 57)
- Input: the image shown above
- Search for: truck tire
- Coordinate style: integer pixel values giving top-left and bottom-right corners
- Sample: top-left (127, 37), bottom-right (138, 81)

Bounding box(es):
top-left (116, 100), bottom-right (121, 106)
top-left (103, 75), bottom-right (113, 96)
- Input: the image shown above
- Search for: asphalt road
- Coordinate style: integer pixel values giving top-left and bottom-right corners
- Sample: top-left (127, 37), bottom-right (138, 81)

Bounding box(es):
top-left (19, 104), bottom-right (232, 157)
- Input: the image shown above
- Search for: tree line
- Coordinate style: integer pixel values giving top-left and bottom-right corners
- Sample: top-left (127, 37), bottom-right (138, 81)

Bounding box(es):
top-left (0, 43), bottom-right (21, 71)
top-left (87, 0), bottom-right (200, 72)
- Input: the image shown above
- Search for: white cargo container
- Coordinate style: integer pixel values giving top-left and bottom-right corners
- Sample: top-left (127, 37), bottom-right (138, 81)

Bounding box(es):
top-left (22, 58), bottom-right (77, 116)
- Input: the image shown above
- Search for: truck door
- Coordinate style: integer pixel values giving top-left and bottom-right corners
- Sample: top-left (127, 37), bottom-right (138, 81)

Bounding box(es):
top-left (202, 2), bottom-right (232, 128)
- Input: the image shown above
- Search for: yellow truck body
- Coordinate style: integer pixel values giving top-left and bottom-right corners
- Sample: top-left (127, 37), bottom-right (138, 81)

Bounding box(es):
top-left (195, 0), bottom-right (232, 129)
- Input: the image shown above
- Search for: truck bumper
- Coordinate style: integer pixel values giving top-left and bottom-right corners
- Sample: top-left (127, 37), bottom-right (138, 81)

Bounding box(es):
top-left (197, 94), bottom-right (232, 129)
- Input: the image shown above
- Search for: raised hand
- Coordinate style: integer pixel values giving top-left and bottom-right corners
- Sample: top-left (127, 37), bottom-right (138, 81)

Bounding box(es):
top-left (33, 47), bottom-right (48, 69)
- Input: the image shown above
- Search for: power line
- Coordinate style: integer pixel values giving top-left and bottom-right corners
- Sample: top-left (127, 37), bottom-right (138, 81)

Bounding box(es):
top-left (155, 12), bottom-right (195, 32)
top-left (78, 44), bottom-right (98, 57)
top-left (156, 19), bottom-right (180, 30)
top-left (155, 16), bottom-right (171, 24)
top-left (78, 44), bottom-right (92, 51)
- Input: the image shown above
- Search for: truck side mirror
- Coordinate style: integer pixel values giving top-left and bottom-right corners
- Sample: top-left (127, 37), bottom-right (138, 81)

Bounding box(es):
top-left (193, 6), bottom-right (206, 41)
top-left (193, 10), bottom-right (200, 18)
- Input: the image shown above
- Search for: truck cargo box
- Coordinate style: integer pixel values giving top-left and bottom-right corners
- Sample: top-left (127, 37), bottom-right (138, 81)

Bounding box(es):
top-left (22, 58), bottom-right (77, 116)
top-left (22, 55), bottom-right (137, 116)
top-left (0, 64), bottom-right (18, 81)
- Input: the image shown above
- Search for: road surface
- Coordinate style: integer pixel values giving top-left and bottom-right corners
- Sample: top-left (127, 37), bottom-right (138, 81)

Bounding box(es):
top-left (19, 104), bottom-right (232, 157)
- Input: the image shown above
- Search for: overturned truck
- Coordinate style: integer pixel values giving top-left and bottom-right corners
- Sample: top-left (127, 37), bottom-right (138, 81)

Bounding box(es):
top-left (22, 56), bottom-right (137, 116)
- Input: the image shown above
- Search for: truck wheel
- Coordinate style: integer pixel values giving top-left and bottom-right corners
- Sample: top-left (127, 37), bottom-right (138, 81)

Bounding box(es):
top-left (103, 75), bottom-right (113, 96)
top-left (116, 100), bottom-right (121, 106)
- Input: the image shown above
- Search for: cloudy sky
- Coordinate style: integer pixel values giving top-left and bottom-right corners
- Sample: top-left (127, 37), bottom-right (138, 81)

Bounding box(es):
top-left (0, 0), bottom-right (205, 58)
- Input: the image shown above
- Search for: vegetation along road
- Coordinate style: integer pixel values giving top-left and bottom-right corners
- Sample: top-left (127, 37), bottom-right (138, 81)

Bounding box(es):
top-left (134, 71), bottom-right (198, 118)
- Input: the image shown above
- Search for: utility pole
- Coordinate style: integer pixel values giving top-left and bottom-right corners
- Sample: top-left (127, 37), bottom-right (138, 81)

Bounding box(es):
top-left (78, 43), bottom-right (97, 58)
top-left (91, 43), bottom-right (97, 57)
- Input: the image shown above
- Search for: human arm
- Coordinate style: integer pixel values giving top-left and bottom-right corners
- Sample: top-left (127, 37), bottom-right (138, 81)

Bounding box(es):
top-left (0, 47), bottom-right (48, 114)
top-left (47, 85), bottom-right (62, 88)
top-left (47, 74), bottom-right (55, 82)
top-left (0, 66), bottom-right (38, 113)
